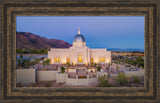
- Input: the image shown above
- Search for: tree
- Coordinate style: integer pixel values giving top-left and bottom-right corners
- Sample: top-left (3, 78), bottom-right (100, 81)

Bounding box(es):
top-left (116, 73), bottom-right (129, 85)
top-left (42, 60), bottom-right (46, 68)
top-left (97, 66), bottom-right (101, 72)
top-left (20, 54), bottom-right (23, 59)
top-left (133, 61), bottom-right (138, 68)
top-left (61, 66), bottom-right (65, 73)
top-left (106, 66), bottom-right (109, 71)
top-left (98, 75), bottom-right (113, 87)
top-left (42, 58), bottom-right (51, 69)
top-left (108, 63), bottom-right (110, 67)
top-left (24, 60), bottom-right (30, 68)
top-left (116, 65), bottom-right (120, 72)
top-left (111, 61), bottom-right (113, 65)
top-left (45, 59), bottom-right (51, 68)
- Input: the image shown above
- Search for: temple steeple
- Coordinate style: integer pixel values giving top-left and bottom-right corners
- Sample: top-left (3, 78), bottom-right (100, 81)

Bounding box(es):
top-left (78, 27), bottom-right (81, 34)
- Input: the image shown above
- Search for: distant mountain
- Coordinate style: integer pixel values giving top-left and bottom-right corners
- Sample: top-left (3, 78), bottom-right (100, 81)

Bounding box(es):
top-left (108, 48), bottom-right (144, 52)
top-left (16, 32), bottom-right (72, 49)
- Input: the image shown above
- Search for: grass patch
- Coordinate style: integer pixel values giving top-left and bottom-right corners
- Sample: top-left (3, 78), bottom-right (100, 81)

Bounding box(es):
top-left (132, 75), bottom-right (141, 83)
top-left (98, 76), bottom-right (113, 87)
top-left (116, 73), bottom-right (129, 85)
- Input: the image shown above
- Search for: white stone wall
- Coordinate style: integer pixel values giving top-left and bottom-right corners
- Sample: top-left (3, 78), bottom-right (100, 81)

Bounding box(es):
top-left (16, 69), bottom-right (35, 84)
top-left (99, 72), bottom-right (108, 76)
top-left (90, 49), bottom-right (111, 63)
top-left (48, 44), bottom-right (111, 65)
top-left (68, 69), bottom-right (76, 72)
top-left (48, 48), bottom-right (70, 64)
top-left (125, 69), bottom-right (145, 77)
top-left (56, 73), bottom-right (66, 83)
top-left (88, 69), bottom-right (96, 72)
top-left (66, 75), bottom-right (98, 86)
top-left (37, 70), bottom-right (58, 82)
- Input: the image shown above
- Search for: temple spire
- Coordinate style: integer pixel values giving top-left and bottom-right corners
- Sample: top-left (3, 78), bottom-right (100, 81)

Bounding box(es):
top-left (78, 27), bottom-right (80, 34)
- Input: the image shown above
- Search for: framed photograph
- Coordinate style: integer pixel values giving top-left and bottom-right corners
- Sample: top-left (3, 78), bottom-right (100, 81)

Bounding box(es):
top-left (0, 0), bottom-right (159, 103)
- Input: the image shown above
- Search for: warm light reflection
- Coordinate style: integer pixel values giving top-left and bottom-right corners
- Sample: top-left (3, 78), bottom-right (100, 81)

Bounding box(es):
top-left (67, 58), bottom-right (70, 64)
top-left (78, 55), bottom-right (83, 63)
top-left (54, 57), bottom-right (60, 62)
top-left (99, 57), bottom-right (105, 62)
top-left (91, 58), bottom-right (93, 64)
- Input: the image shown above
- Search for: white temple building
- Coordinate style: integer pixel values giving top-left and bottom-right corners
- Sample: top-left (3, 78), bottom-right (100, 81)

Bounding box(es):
top-left (48, 28), bottom-right (111, 65)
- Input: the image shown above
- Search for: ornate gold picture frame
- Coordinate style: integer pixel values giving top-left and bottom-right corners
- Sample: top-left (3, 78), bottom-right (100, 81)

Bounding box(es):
top-left (0, 0), bottom-right (159, 103)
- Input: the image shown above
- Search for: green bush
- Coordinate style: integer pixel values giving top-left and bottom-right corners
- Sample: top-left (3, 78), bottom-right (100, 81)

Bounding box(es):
top-left (116, 73), bottom-right (129, 85)
top-left (132, 75), bottom-right (141, 83)
top-left (46, 81), bottom-right (52, 87)
top-left (59, 83), bottom-right (63, 85)
top-left (66, 63), bottom-right (70, 66)
top-left (94, 63), bottom-right (97, 66)
top-left (98, 76), bottom-right (113, 87)
top-left (97, 66), bottom-right (101, 72)
top-left (125, 65), bottom-right (130, 67)
top-left (61, 66), bottom-right (65, 73)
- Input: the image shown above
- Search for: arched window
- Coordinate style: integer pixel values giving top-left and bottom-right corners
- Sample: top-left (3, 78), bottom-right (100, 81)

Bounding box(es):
top-left (67, 58), bottom-right (70, 64)
top-left (90, 58), bottom-right (93, 64)
top-left (54, 57), bottom-right (60, 62)
top-left (99, 57), bottom-right (105, 62)
top-left (78, 55), bottom-right (83, 63)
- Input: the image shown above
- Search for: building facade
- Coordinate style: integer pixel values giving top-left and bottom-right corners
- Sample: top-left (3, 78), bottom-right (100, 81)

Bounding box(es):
top-left (48, 28), bottom-right (111, 65)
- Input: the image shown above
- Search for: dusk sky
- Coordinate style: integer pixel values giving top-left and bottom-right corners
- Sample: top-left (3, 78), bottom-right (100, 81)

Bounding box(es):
top-left (16, 16), bottom-right (144, 49)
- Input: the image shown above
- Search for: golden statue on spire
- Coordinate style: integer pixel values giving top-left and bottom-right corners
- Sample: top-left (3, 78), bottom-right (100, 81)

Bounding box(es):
top-left (78, 27), bottom-right (80, 34)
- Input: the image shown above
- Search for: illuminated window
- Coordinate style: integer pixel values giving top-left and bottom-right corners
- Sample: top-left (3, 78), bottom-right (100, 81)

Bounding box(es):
top-left (100, 57), bottom-right (105, 62)
top-left (91, 58), bottom-right (93, 64)
top-left (78, 55), bottom-right (83, 63)
top-left (54, 57), bottom-right (60, 62)
top-left (67, 58), bottom-right (70, 63)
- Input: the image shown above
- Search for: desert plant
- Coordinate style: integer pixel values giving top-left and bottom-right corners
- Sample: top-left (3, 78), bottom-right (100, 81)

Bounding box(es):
top-left (59, 83), bottom-right (63, 85)
top-left (116, 65), bottom-right (120, 72)
top-left (46, 81), bottom-right (52, 87)
top-left (45, 58), bottom-right (51, 68)
top-left (24, 60), bottom-right (30, 68)
top-left (42, 60), bottom-right (47, 67)
top-left (61, 66), bottom-right (65, 73)
top-left (42, 58), bottom-right (51, 68)
top-left (116, 73), bottom-right (129, 85)
top-left (94, 63), bottom-right (97, 66)
top-left (98, 76), bottom-right (113, 87)
top-left (97, 66), bottom-right (101, 72)
top-left (66, 63), bottom-right (70, 66)
top-left (132, 75), bottom-right (141, 83)
top-left (108, 63), bottom-right (110, 67)
top-left (107, 73), bottom-right (110, 80)
top-left (111, 67), bottom-right (113, 72)
top-left (106, 66), bottom-right (109, 71)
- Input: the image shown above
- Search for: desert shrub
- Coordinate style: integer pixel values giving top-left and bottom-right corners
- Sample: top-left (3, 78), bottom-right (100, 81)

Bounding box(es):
top-left (66, 63), bottom-right (70, 66)
top-left (61, 66), bottom-right (65, 73)
top-left (59, 83), bottom-right (63, 85)
top-left (97, 66), bottom-right (101, 72)
top-left (132, 75), bottom-right (141, 83)
top-left (94, 63), bottom-right (97, 66)
top-left (46, 81), bottom-right (52, 87)
top-left (125, 65), bottom-right (130, 67)
top-left (116, 73), bottom-right (129, 85)
top-left (107, 73), bottom-right (110, 79)
top-left (98, 76), bottom-right (113, 87)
